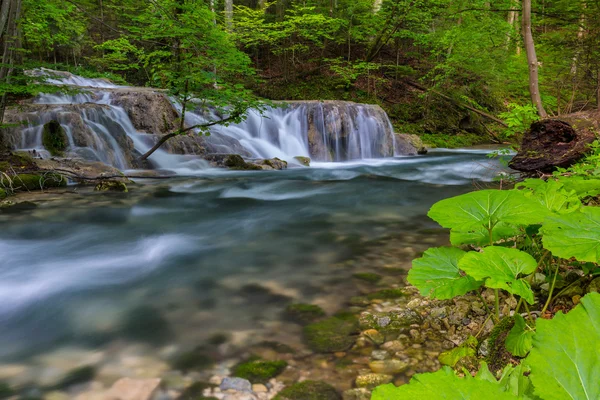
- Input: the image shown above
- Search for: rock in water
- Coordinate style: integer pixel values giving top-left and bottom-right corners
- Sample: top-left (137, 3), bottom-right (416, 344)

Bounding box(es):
top-left (395, 134), bottom-right (427, 155)
top-left (42, 120), bottom-right (68, 156)
top-left (509, 119), bottom-right (596, 172)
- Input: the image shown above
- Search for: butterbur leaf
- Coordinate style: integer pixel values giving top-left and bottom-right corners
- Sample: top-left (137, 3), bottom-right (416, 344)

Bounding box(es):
top-left (518, 179), bottom-right (581, 214)
top-left (505, 314), bottom-right (534, 357)
top-left (428, 190), bottom-right (548, 246)
top-left (497, 364), bottom-right (535, 399)
top-left (459, 247), bottom-right (537, 304)
top-left (408, 247), bottom-right (482, 300)
top-left (371, 367), bottom-right (519, 400)
top-left (438, 335), bottom-right (477, 367)
top-left (525, 292), bottom-right (600, 400)
top-left (541, 206), bottom-right (600, 262)
top-left (556, 176), bottom-right (600, 199)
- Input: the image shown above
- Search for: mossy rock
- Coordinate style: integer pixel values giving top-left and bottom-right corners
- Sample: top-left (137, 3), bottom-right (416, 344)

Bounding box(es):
top-left (121, 305), bottom-right (171, 344)
top-left (274, 380), bottom-right (340, 400)
top-left (224, 154), bottom-right (262, 170)
top-left (232, 357), bottom-right (287, 383)
top-left (0, 188), bottom-right (7, 199)
top-left (485, 316), bottom-right (515, 373)
top-left (171, 347), bottom-right (214, 372)
top-left (284, 303), bottom-right (326, 325)
top-left (366, 288), bottom-right (404, 300)
top-left (304, 313), bottom-right (359, 353)
top-left (352, 273), bottom-right (382, 284)
top-left (0, 382), bottom-right (14, 399)
top-left (1, 173), bottom-right (66, 191)
top-left (293, 156), bottom-right (311, 166)
top-left (95, 180), bottom-right (128, 192)
top-left (42, 120), bottom-right (68, 156)
top-left (176, 381), bottom-right (216, 400)
top-left (52, 365), bottom-right (96, 390)
top-left (358, 310), bottom-right (421, 335)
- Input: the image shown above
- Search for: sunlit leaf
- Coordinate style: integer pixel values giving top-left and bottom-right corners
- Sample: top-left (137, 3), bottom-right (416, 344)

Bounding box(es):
top-left (525, 292), bottom-right (600, 400)
top-left (408, 247), bottom-right (482, 300)
top-left (428, 190), bottom-right (548, 246)
top-left (438, 335), bottom-right (477, 367)
top-left (541, 206), bottom-right (600, 262)
top-left (459, 247), bottom-right (537, 304)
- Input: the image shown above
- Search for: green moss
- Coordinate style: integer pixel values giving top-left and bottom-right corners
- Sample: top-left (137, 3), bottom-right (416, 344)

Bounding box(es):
top-left (366, 288), bottom-right (404, 300)
top-left (485, 316), bottom-right (515, 373)
top-left (52, 365), bottom-right (96, 389)
top-left (95, 180), bottom-right (128, 192)
top-left (42, 120), bottom-right (68, 156)
top-left (232, 358), bottom-right (288, 383)
top-left (352, 272), bottom-right (382, 283)
top-left (0, 162), bottom-right (9, 172)
top-left (224, 154), bottom-right (262, 170)
top-left (122, 305), bottom-right (171, 344)
top-left (0, 382), bottom-right (14, 399)
top-left (293, 156), bottom-right (311, 166)
top-left (419, 133), bottom-right (489, 149)
top-left (284, 303), bottom-right (326, 325)
top-left (171, 347), bottom-right (214, 372)
top-left (0, 188), bottom-right (6, 199)
top-left (304, 314), bottom-right (358, 353)
top-left (274, 380), bottom-right (340, 400)
top-left (1, 173), bottom-right (66, 191)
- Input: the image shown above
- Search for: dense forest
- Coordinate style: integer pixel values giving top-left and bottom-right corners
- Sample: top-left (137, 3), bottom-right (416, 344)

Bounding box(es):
top-left (1, 0), bottom-right (600, 146)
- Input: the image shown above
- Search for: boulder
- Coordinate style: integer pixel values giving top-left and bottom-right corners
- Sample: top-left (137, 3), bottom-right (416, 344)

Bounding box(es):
top-left (42, 120), bottom-right (68, 156)
top-left (395, 134), bottom-right (427, 155)
top-left (509, 118), bottom-right (597, 172)
top-left (293, 156), bottom-right (311, 167)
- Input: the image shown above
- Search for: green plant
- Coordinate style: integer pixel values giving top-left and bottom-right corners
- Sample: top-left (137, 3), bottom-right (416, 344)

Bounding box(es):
top-left (498, 103), bottom-right (540, 139)
top-left (386, 175), bottom-right (600, 398)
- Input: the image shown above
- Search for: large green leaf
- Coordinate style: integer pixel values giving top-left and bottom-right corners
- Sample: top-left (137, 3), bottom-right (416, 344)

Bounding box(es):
top-left (408, 247), bottom-right (482, 300)
top-left (526, 292), bottom-right (600, 400)
top-left (428, 190), bottom-right (548, 246)
top-left (438, 335), bottom-right (477, 367)
top-left (541, 206), bottom-right (600, 262)
top-left (505, 314), bottom-right (534, 357)
top-left (371, 367), bottom-right (519, 400)
top-left (517, 179), bottom-right (581, 214)
top-left (459, 247), bottom-right (537, 304)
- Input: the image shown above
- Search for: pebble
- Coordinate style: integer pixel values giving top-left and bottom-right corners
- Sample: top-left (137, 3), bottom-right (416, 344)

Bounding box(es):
top-left (377, 316), bottom-right (391, 327)
top-left (368, 359), bottom-right (409, 374)
top-left (221, 377), bottom-right (252, 393)
top-left (370, 350), bottom-right (389, 360)
top-left (252, 384), bottom-right (268, 393)
top-left (342, 388), bottom-right (371, 400)
top-left (355, 373), bottom-right (393, 389)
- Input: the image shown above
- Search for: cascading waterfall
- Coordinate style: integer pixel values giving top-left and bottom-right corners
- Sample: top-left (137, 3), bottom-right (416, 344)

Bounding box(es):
top-left (5, 71), bottom-right (399, 170)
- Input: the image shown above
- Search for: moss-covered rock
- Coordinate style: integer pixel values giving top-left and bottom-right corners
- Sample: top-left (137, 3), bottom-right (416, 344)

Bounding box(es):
top-left (224, 154), bottom-right (262, 170)
top-left (304, 313), bottom-right (358, 353)
top-left (171, 347), bottom-right (214, 372)
top-left (354, 373), bottom-right (393, 389)
top-left (293, 156), bottom-right (311, 166)
top-left (122, 305), bottom-right (171, 344)
top-left (366, 288), bottom-right (404, 300)
top-left (284, 303), bottom-right (326, 325)
top-left (95, 180), bottom-right (128, 192)
top-left (42, 120), bottom-right (68, 156)
top-left (0, 188), bottom-right (6, 199)
top-left (52, 365), bottom-right (96, 390)
top-left (352, 273), bottom-right (382, 284)
top-left (1, 173), bottom-right (66, 191)
top-left (358, 310), bottom-right (421, 335)
top-left (0, 382), bottom-right (14, 399)
top-left (232, 358), bottom-right (287, 383)
top-left (274, 380), bottom-right (340, 400)
top-left (485, 316), bottom-right (515, 373)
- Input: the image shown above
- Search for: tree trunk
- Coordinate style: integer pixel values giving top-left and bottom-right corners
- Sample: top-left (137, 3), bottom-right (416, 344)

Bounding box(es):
top-left (224, 0), bottom-right (233, 30)
top-left (0, 0), bottom-right (22, 131)
top-left (522, 0), bottom-right (547, 118)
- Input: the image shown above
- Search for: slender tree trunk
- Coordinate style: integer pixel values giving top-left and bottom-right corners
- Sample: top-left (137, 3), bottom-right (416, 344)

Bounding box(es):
top-left (0, 0), bottom-right (22, 132)
top-left (597, 69), bottom-right (600, 111)
top-left (522, 0), bottom-right (547, 118)
top-left (225, 0), bottom-right (233, 30)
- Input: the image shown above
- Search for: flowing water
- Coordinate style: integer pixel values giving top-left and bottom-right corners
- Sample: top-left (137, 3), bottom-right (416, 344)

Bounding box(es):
top-left (0, 150), bottom-right (510, 384)
top-left (0, 71), bottom-right (511, 386)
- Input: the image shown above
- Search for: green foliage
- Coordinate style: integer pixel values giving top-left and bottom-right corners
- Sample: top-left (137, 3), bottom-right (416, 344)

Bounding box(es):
top-left (526, 292), bottom-right (600, 400)
top-left (408, 247), bottom-right (481, 300)
top-left (372, 366), bottom-right (519, 400)
top-left (541, 206), bottom-right (600, 263)
top-left (498, 103), bottom-right (540, 139)
top-left (459, 247), bottom-right (537, 304)
top-left (505, 314), bottom-right (534, 357)
top-left (438, 335), bottom-right (477, 367)
top-left (428, 190), bottom-right (548, 246)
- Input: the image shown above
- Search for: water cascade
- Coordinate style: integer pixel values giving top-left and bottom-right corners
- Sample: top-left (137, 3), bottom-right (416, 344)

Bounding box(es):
top-left (4, 72), bottom-right (400, 170)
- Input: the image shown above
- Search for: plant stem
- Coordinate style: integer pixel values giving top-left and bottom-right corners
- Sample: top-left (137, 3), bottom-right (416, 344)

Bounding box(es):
top-left (541, 261), bottom-right (560, 315)
top-left (476, 291), bottom-right (497, 322)
top-left (515, 298), bottom-right (524, 314)
top-left (495, 288), bottom-right (500, 319)
top-left (522, 301), bottom-right (535, 325)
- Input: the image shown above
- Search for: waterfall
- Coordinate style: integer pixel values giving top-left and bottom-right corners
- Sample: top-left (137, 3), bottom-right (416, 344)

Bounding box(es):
top-left (5, 71), bottom-right (400, 170)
